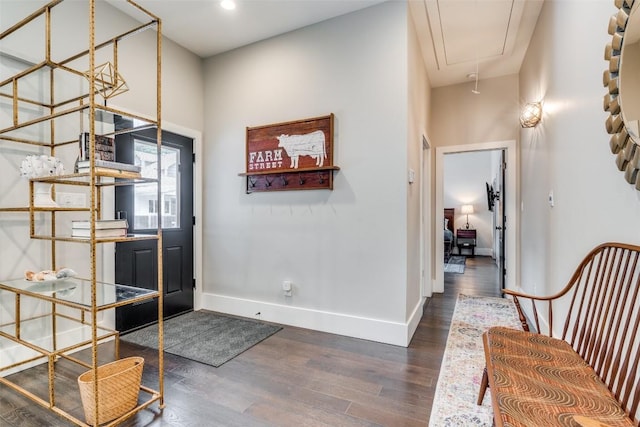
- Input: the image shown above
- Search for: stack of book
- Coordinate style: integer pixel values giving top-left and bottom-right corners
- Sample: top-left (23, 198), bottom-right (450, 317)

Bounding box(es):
top-left (77, 159), bottom-right (142, 176)
top-left (71, 219), bottom-right (129, 238)
top-left (79, 132), bottom-right (115, 162)
top-left (78, 133), bottom-right (142, 178)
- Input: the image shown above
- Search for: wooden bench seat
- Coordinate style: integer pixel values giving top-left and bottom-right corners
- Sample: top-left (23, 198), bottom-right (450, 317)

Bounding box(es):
top-left (482, 327), bottom-right (634, 426)
top-left (478, 242), bottom-right (640, 427)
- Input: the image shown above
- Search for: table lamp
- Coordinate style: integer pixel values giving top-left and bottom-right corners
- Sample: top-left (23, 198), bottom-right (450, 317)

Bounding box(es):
top-left (461, 204), bottom-right (474, 229)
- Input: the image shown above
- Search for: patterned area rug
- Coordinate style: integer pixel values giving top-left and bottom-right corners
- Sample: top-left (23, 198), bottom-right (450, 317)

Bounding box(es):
top-left (429, 294), bottom-right (523, 426)
top-left (121, 311), bottom-right (282, 367)
top-left (444, 256), bottom-right (466, 274)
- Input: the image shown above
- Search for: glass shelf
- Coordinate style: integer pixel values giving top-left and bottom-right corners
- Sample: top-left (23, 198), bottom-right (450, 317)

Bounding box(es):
top-left (0, 277), bottom-right (158, 310)
top-left (30, 233), bottom-right (159, 243)
top-left (0, 102), bottom-right (158, 147)
top-left (0, 315), bottom-right (117, 355)
top-left (32, 172), bottom-right (157, 186)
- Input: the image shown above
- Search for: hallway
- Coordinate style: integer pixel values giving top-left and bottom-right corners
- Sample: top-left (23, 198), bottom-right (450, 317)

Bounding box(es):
top-left (1, 257), bottom-right (500, 426)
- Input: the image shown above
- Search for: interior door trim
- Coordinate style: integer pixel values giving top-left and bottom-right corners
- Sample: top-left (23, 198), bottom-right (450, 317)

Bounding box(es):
top-left (102, 117), bottom-right (203, 327)
top-left (434, 139), bottom-right (519, 294)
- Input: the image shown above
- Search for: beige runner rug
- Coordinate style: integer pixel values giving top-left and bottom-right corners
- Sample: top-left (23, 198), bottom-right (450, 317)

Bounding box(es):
top-left (429, 294), bottom-right (522, 426)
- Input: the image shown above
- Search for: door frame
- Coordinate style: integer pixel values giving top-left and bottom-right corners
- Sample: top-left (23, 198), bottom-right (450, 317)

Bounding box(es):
top-left (421, 134), bottom-right (432, 298)
top-left (434, 139), bottom-right (518, 293)
top-left (101, 118), bottom-right (203, 328)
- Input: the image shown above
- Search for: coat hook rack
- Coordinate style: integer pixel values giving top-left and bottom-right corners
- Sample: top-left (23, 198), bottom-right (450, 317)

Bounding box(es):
top-left (239, 114), bottom-right (340, 193)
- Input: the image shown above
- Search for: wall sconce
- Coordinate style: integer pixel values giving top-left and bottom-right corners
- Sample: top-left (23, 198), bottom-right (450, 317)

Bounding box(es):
top-left (520, 102), bottom-right (542, 128)
top-left (461, 204), bottom-right (474, 229)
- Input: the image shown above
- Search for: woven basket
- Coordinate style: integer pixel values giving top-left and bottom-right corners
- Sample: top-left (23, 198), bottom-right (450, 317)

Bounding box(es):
top-left (77, 357), bottom-right (144, 425)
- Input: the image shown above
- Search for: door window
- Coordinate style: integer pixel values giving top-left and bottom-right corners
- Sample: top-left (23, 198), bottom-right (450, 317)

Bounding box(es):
top-left (133, 140), bottom-right (180, 229)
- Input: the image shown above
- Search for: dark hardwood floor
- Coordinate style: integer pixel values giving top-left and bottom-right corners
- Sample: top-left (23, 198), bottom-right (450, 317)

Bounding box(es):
top-left (0, 256), bottom-right (500, 427)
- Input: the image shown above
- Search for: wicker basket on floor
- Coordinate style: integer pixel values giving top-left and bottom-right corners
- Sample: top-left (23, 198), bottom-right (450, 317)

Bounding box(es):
top-left (77, 356), bottom-right (144, 425)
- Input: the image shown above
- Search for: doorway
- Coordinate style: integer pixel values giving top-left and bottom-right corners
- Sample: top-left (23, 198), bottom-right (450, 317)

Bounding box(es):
top-left (434, 140), bottom-right (517, 294)
top-left (115, 128), bottom-right (194, 332)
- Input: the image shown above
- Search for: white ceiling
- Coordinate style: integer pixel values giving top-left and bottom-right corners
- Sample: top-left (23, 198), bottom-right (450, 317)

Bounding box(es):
top-left (107, 0), bottom-right (544, 88)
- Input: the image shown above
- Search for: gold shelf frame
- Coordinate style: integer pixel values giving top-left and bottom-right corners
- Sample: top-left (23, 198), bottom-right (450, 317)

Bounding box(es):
top-left (0, 0), bottom-right (165, 425)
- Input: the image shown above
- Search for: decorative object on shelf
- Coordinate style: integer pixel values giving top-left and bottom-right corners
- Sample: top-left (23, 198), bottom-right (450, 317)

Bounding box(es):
top-left (19, 155), bottom-right (65, 178)
top-left (77, 357), bottom-right (144, 425)
top-left (239, 114), bottom-right (339, 193)
top-left (604, 0), bottom-right (640, 191)
top-left (520, 101), bottom-right (542, 128)
top-left (79, 132), bottom-right (115, 161)
top-left (24, 267), bottom-right (77, 282)
top-left (84, 61), bottom-right (129, 99)
top-left (461, 204), bottom-right (474, 229)
top-left (19, 155), bottom-right (65, 207)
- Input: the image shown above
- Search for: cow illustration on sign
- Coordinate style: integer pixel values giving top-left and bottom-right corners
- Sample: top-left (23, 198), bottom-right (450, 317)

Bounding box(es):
top-left (276, 130), bottom-right (326, 169)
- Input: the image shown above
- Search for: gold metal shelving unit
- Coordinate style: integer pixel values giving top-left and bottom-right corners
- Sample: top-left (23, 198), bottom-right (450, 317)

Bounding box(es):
top-left (0, 1), bottom-right (164, 425)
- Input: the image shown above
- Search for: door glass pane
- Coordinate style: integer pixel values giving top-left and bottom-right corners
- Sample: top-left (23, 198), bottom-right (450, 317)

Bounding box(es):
top-left (133, 140), bottom-right (180, 229)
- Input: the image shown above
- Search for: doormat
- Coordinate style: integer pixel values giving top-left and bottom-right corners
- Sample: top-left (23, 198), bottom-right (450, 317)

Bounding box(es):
top-left (121, 311), bottom-right (282, 367)
top-left (444, 255), bottom-right (466, 274)
top-left (429, 294), bottom-right (522, 426)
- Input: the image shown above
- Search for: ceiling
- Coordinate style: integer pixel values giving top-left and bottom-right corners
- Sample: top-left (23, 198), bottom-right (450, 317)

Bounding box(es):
top-left (108, 0), bottom-right (544, 88)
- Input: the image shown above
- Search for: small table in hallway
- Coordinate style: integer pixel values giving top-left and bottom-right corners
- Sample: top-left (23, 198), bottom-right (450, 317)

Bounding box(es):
top-left (456, 229), bottom-right (476, 256)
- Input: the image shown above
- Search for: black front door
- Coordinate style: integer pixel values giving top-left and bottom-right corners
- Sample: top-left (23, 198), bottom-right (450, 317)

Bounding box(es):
top-left (115, 127), bottom-right (194, 332)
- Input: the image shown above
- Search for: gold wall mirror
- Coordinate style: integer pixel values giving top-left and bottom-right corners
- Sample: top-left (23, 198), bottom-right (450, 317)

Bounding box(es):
top-left (604, 0), bottom-right (640, 190)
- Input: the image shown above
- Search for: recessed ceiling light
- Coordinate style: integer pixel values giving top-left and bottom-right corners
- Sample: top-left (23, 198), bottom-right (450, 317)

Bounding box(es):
top-left (220, 0), bottom-right (236, 10)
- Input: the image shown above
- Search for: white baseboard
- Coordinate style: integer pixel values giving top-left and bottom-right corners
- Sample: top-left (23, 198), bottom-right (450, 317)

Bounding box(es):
top-left (406, 297), bottom-right (427, 344)
top-left (473, 248), bottom-right (493, 256)
top-left (202, 293), bottom-right (423, 347)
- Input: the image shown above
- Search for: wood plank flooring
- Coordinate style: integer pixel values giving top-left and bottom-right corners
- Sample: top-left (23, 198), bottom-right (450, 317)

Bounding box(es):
top-left (0, 256), bottom-right (500, 426)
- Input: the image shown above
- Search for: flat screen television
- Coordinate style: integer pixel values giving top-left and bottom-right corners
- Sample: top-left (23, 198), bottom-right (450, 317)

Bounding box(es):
top-left (486, 182), bottom-right (495, 212)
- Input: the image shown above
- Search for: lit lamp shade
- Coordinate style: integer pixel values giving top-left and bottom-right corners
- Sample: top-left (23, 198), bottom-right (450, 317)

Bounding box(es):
top-left (461, 204), bottom-right (474, 229)
top-left (461, 204), bottom-right (474, 215)
top-left (520, 102), bottom-right (542, 128)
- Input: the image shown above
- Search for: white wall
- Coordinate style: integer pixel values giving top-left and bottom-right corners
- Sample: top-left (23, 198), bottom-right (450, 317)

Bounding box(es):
top-left (407, 4), bottom-right (432, 327)
top-left (202, 2), bottom-right (417, 345)
top-left (443, 150), bottom-right (495, 255)
top-left (519, 0), bottom-right (640, 332)
top-left (431, 75), bottom-right (520, 148)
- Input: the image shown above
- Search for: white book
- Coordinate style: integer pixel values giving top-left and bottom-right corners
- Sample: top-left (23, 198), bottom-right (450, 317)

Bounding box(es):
top-left (71, 228), bottom-right (128, 238)
top-left (72, 219), bottom-right (128, 230)
top-left (77, 159), bottom-right (141, 173)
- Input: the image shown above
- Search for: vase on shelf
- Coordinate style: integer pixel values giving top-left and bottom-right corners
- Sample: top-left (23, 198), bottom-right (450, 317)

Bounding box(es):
top-left (33, 182), bottom-right (58, 207)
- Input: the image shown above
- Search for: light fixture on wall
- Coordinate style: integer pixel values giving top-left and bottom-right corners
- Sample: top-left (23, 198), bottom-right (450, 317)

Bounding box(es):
top-left (520, 102), bottom-right (542, 128)
top-left (461, 204), bottom-right (474, 229)
top-left (467, 69), bottom-right (480, 95)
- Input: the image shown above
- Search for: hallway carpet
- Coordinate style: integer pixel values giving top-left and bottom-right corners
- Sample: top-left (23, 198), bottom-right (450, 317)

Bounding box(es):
top-left (428, 294), bottom-right (522, 426)
top-left (444, 256), bottom-right (466, 274)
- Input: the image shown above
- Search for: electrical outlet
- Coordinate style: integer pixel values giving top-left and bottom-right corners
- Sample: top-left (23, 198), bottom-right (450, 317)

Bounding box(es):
top-left (57, 192), bottom-right (86, 208)
top-left (282, 280), bottom-right (292, 297)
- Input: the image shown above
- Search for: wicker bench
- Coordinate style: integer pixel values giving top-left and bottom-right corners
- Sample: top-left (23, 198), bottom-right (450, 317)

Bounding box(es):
top-left (478, 242), bottom-right (640, 427)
